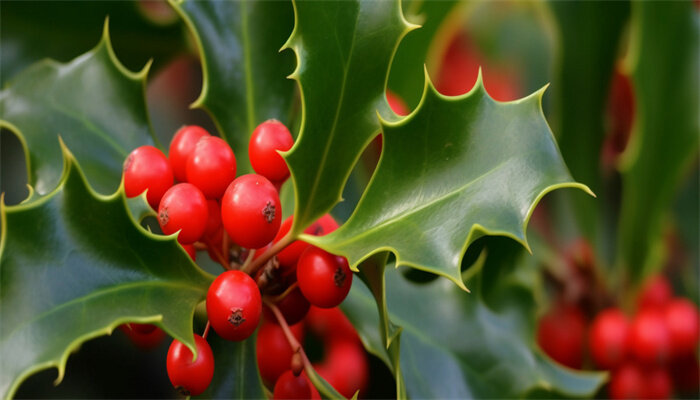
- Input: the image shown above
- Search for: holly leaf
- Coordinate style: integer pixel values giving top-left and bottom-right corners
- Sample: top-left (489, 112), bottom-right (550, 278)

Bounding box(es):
top-left (342, 237), bottom-right (605, 398)
top-left (0, 0), bottom-right (183, 86)
top-left (171, 0), bottom-right (297, 172)
top-left (616, 1), bottom-right (699, 282)
top-left (387, 0), bottom-right (460, 109)
top-left (547, 0), bottom-right (630, 241)
top-left (283, 0), bottom-right (416, 232)
top-left (0, 21), bottom-right (157, 198)
top-left (0, 147), bottom-right (213, 400)
top-left (312, 76), bottom-right (592, 288)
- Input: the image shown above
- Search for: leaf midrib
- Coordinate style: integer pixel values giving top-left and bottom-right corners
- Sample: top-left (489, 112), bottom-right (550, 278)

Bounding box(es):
top-left (296, 6), bottom-right (362, 228)
top-left (1, 280), bottom-right (204, 343)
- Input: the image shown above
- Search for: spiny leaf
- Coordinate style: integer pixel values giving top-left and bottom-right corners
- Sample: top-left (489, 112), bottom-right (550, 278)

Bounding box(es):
top-left (617, 0), bottom-right (699, 282)
top-left (342, 237), bottom-right (605, 399)
top-left (283, 0), bottom-right (416, 233)
top-left (0, 20), bottom-right (157, 198)
top-left (313, 75), bottom-right (591, 289)
top-left (0, 146), bottom-right (213, 399)
top-left (171, 0), bottom-right (296, 172)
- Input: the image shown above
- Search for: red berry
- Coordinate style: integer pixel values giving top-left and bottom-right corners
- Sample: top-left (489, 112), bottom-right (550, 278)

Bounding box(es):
top-left (317, 340), bottom-right (368, 398)
top-left (169, 125), bottom-right (210, 182)
top-left (637, 275), bottom-right (673, 311)
top-left (589, 308), bottom-right (630, 369)
top-left (264, 287), bottom-right (310, 326)
top-left (166, 334), bottom-right (214, 396)
top-left (609, 363), bottom-right (644, 399)
top-left (664, 298), bottom-right (699, 357)
top-left (386, 90), bottom-right (409, 116)
top-left (182, 244), bottom-right (197, 261)
top-left (630, 310), bottom-right (670, 365)
top-left (186, 136), bottom-right (237, 199)
top-left (206, 270), bottom-right (261, 341)
top-left (119, 323), bottom-right (166, 349)
top-left (221, 174), bottom-right (282, 249)
top-left (273, 370), bottom-right (312, 400)
top-left (536, 304), bottom-right (586, 369)
top-left (305, 306), bottom-right (359, 343)
top-left (257, 322), bottom-right (304, 387)
top-left (314, 214), bottom-right (339, 236)
top-left (203, 199), bottom-right (223, 238)
top-left (297, 247), bottom-right (352, 309)
top-left (249, 120), bottom-right (294, 182)
top-left (642, 367), bottom-right (672, 399)
top-left (123, 145), bottom-right (173, 209)
top-left (158, 183), bottom-right (208, 244)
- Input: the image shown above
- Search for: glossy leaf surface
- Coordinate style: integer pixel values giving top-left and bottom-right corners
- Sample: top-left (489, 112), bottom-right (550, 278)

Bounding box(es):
top-left (617, 1), bottom-right (699, 281)
top-left (284, 0), bottom-right (414, 232)
top-left (172, 0), bottom-right (296, 172)
top-left (0, 23), bottom-right (156, 197)
top-left (0, 150), bottom-right (213, 399)
top-left (313, 79), bottom-right (591, 288)
top-left (343, 238), bottom-right (605, 398)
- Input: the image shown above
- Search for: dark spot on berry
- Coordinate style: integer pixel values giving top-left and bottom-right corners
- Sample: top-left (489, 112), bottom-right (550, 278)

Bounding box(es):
top-left (334, 266), bottom-right (346, 287)
top-left (123, 154), bottom-right (133, 172)
top-left (175, 386), bottom-right (190, 396)
top-left (262, 201), bottom-right (275, 223)
top-left (228, 308), bottom-right (246, 327)
top-left (159, 207), bottom-right (169, 226)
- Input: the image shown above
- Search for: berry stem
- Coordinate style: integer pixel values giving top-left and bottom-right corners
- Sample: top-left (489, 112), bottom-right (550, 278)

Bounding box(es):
top-left (265, 282), bottom-right (299, 304)
top-left (207, 243), bottom-right (231, 271)
top-left (202, 321), bottom-right (211, 340)
top-left (222, 232), bottom-right (231, 265)
top-left (243, 232), bottom-right (295, 276)
top-left (265, 302), bottom-right (316, 376)
top-left (241, 249), bottom-right (256, 271)
top-left (193, 242), bottom-right (207, 251)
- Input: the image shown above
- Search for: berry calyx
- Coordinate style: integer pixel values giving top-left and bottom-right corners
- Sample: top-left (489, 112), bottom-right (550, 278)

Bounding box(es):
top-left (206, 270), bottom-right (262, 341)
top-left (589, 308), bottom-right (630, 369)
top-left (123, 145), bottom-right (173, 209)
top-left (664, 298), bottom-right (699, 357)
top-left (169, 125), bottom-right (210, 182)
top-left (273, 370), bottom-right (312, 400)
top-left (249, 120), bottom-right (294, 183)
top-left (186, 136), bottom-right (237, 199)
top-left (297, 247), bottom-right (352, 309)
top-left (166, 334), bottom-right (214, 396)
top-left (158, 183), bottom-right (208, 244)
top-left (536, 303), bottom-right (586, 369)
top-left (221, 174), bottom-right (282, 249)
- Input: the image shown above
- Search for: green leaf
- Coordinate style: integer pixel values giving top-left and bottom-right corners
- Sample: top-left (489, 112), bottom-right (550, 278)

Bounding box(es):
top-left (313, 77), bottom-right (591, 288)
top-left (342, 237), bottom-right (605, 399)
top-left (547, 0), bottom-right (630, 241)
top-left (284, 0), bottom-right (415, 233)
top-left (197, 331), bottom-right (266, 399)
top-left (171, 0), bottom-right (297, 172)
top-left (0, 22), bottom-right (157, 198)
top-left (0, 147), bottom-right (213, 400)
top-left (617, 1), bottom-right (699, 282)
top-left (0, 0), bottom-right (183, 86)
top-left (387, 0), bottom-right (460, 109)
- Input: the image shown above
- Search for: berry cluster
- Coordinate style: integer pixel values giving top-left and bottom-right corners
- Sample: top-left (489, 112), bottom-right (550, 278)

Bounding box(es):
top-left (121, 121), bottom-right (359, 397)
top-left (538, 274), bottom-right (699, 399)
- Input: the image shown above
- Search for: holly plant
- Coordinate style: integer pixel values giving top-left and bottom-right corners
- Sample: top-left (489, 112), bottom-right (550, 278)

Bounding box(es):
top-left (1, 0), bottom-right (697, 399)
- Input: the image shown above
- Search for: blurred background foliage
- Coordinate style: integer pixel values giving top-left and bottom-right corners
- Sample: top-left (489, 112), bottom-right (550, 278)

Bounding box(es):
top-left (1, 0), bottom-right (697, 398)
